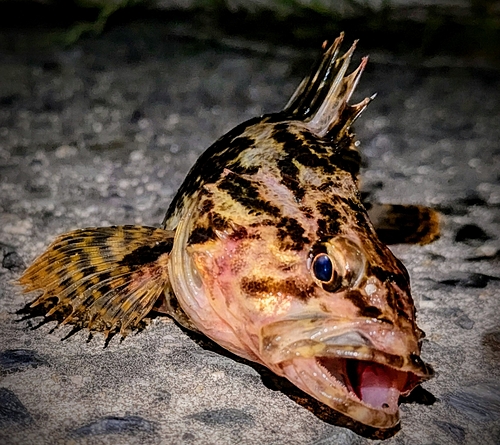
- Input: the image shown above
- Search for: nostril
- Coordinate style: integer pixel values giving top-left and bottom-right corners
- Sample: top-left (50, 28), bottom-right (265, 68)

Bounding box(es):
top-left (377, 316), bottom-right (394, 325)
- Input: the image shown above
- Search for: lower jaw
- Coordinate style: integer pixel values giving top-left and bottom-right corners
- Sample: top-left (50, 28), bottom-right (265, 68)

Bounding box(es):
top-left (278, 356), bottom-right (404, 429)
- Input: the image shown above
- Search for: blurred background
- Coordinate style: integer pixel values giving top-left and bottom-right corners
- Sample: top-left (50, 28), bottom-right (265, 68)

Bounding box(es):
top-left (0, 0), bottom-right (499, 63)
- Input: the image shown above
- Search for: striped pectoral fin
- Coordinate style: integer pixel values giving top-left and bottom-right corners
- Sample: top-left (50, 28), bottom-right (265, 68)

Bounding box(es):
top-left (18, 225), bottom-right (175, 338)
top-left (367, 204), bottom-right (440, 245)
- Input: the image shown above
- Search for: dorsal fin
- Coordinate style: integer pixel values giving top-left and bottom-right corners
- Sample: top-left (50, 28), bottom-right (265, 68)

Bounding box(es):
top-left (283, 33), bottom-right (374, 139)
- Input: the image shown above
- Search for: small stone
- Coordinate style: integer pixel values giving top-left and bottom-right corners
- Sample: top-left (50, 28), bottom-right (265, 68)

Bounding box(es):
top-left (0, 349), bottom-right (48, 374)
top-left (72, 415), bottom-right (156, 436)
top-left (454, 313), bottom-right (475, 330)
top-left (455, 224), bottom-right (490, 243)
top-left (54, 145), bottom-right (78, 159)
top-left (438, 272), bottom-right (499, 288)
top-left (130, 109), bottom-right (143, 123)
top-left (434, 420), bottom-right (466, 443)
top-left (2, 251), bottom-right (24, 270)
top-left (0, 388), bottom-right (33, 426)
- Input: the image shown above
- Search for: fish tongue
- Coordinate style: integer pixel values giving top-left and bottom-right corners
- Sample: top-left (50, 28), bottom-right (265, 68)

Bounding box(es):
top-left (356, 361), bottom-right (407, 411)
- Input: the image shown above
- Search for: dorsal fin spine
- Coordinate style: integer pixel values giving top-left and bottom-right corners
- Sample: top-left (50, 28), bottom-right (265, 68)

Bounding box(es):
top-left (283, 34), bottom-right (374, 139)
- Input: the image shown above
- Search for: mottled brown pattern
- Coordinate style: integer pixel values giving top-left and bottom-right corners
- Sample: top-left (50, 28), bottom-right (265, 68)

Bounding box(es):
top-left (241, 277), bottom-right (314, 302)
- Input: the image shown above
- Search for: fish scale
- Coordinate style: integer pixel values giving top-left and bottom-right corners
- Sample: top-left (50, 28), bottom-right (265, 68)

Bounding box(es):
top-left (17, 34), bottom-right (438, 429)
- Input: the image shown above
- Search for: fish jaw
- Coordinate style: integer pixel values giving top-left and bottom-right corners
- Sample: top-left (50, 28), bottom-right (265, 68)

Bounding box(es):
top-left (280, 357), bottom-right (404, 428)
top-left (259, 317), bottom-right (433, 428)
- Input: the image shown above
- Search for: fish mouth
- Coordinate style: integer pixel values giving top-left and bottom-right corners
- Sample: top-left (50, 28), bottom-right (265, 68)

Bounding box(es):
top-left (259, 319), bottom-right (434, 428)
top-left (285, 354), bottom-right (413, 428)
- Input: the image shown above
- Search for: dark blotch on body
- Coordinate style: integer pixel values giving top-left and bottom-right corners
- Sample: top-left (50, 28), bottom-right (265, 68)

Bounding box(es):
top-left (82, 264), bottom-right (97, 277)
top-left (228, 136), bottom-right (254, 152)
top-left (362, 305), bottom-right (383, 319)
top-left (277, 217), bottom-right (310, 250)
top-left (329, 145), bottom-right (361, 177)
top-left (164, 116), bottom-right (265, 222)
top-left (119, 241), bottom-right (173, 267)
top-left (209, 211), bottom-right (229, 232)
top-left (226, 137), bottom-right (260, 175)
top-left (280, 169), bottom-right (305, 201)
top-left (316, 201), bottom-right (342, 237)
top-left (339, 196), bottom-right (363, 212)
top-left (272, 123), bottom-right (339, 198)
top-left (188, 226), bottom-right (217, 245)
top-left (369, 265), bottom-right (410, 293)
top-left (273, 122), bottom-right (360, 177)
top-left (218, 172), bottom-right (281, 217)
top-left (241, 277), bottom-right (314, 302)
top-left (199, 199), bottom-right (214, 214)
top-left (273, 125), bottom-right (308, 201)
top-left (300, 206), bottom-right (314, 218)
top-left (228, 225), bottom-right (249, 240)
top-left (344, 290), bottom-right (367, 312)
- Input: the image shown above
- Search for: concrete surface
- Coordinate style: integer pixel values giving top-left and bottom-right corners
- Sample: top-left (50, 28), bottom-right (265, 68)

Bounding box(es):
top-left (0, 24), bottom-right (499, 444)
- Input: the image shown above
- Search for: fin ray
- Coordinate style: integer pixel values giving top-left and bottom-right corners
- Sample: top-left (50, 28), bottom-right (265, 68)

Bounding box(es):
top-left (367, 204), bottom-right (440, 245)
top-left (283, 33), bottom-right (373, 139)
top-left (19, 225), bottom-right (175, 337)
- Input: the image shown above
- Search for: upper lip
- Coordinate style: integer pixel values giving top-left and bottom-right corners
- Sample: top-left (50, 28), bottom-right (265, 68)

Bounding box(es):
top-left (259, 316), bottom-right (433, 378)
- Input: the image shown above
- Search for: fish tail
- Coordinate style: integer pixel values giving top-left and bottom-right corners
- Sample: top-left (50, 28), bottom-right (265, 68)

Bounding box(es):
top-left (367, 204), bottom-right (441, 245)
top-left (18, 225), bottom-right (175, 338)
top-left (283, 32), bottom-right (374, 139)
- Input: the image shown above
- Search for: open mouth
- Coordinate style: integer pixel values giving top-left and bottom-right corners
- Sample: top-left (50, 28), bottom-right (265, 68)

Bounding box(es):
top-left (316, 356), bottom-right (410, 413)
top-left (259, 319), bottom-right (433, 428)
top-left (277, 352), bottom-right (428, 428)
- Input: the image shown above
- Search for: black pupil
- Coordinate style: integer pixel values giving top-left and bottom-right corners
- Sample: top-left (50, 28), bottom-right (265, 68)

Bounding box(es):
top-left (313, 254), bottom-right (333, 282)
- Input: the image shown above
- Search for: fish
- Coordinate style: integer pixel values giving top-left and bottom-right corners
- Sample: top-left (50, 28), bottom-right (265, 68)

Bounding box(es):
top-left (18, 34), bottom-right (437, 430)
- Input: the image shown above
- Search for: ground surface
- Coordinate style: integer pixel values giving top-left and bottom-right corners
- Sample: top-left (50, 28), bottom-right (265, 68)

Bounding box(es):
top-left (0, 24), bottom-right (499, 445)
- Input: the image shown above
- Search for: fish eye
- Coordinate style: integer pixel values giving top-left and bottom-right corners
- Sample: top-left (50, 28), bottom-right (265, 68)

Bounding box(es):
top-left (309, 237), bottom-right (366, 292)
top-left (312, 253), bottom-right (334, 282)
top-left (311, 253), bottom-right (342, 292)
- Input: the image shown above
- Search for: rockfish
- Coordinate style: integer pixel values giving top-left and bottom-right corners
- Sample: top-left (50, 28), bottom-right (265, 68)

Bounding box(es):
top-left (19, 34), bottom-right (437, 429)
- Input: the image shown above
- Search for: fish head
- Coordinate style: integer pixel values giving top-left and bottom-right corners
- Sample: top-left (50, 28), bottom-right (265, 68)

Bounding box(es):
top-left (171, 173), bottom-right (433, 429)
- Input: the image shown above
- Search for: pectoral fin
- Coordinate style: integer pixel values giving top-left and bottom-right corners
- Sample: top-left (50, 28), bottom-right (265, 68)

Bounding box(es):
top-left (18, 225), bottom-right (175, 339)
top-left (367, 204), bottom-right (440, 245)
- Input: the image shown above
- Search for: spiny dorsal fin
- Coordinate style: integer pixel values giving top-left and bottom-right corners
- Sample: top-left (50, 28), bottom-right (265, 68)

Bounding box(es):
top-left (283, 33), bottom-right (374, 139)
top-left (18, 225), bottom-right (174, 338)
